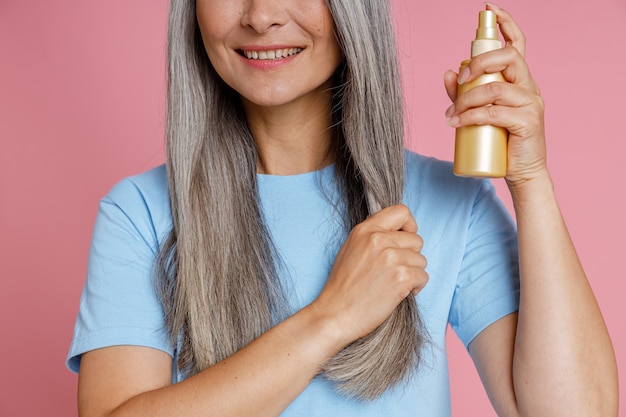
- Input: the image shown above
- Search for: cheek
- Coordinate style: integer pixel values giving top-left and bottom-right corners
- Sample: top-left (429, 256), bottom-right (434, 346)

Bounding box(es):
top-left (196, 4), bottom-right (237, 58)
top-left (316, 8), bottom-right (342, 65)
top-left (196, 24), bottom-right (231, 80)
top-left (205, 53), bottom-right (237, 92)
top-left (321, 31), bottom-right (343, 71)
top-left (313, 5), bottom-right (333, 34)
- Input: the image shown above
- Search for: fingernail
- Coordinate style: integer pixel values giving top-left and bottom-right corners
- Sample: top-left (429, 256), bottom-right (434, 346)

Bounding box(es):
top-left (457, 66), bottom-right (470, 85)
top-left (445, 116), bottom-right (460, 127)
top-left (485, 2), bottom-right (500, 9)
top-left (445, 103), bottom-right (455, 118)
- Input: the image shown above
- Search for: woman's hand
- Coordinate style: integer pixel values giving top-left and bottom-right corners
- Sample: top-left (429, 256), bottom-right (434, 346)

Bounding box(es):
top-left (444, 3), bottom-right (547, 189)
top-left (310, 204), bottom-right (428, 346)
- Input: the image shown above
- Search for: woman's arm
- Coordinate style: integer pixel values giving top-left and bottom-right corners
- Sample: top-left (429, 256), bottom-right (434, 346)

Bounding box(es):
top-left (78, 304), bottom-right (344, 417)
top-left (512, 170), bottom-right (616, 416)
top-left (445, 4), bottom-right (618, 416)
top-left (469, 170), bottom-right (618, 417)
top-left (77, 205), bottom-right (428, 417)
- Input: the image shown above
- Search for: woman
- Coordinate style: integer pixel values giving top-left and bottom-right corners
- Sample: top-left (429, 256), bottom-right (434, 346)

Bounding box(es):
top-left (67, 0), bottom-right (618, 416)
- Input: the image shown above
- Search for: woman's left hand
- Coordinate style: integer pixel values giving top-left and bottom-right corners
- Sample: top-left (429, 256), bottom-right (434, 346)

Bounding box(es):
top-left (444, 3), bottom-right (546, 189)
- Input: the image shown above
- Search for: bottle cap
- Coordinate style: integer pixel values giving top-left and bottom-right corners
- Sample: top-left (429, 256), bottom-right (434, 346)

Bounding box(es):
top-left (471, 10), bottom-right (502, 57)
top-left (476, 10), bottom-right (498, 40)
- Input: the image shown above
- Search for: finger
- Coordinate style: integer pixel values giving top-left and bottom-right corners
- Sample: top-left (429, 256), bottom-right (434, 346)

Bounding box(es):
top-left (410, 270), bottom-right (429, 296)
top-left (461, 45), bottom-right (533, 87)
top-left (398, 247), bottom-right (427, 270)
top-left (444, 69), bottom-right (459, 102)
top-left (380, 247), bottom-right (427, 272)
top-left (382, 249), bottom-right (428, 296)
top-left (450, 81), bottom-right (532, 116)
top-left (367, 204), bottom-right (417, 233)
top-left (376, 230), bottom-right (424, 252)
top-left (403, 261), bottom-right (429, 297)
top-left (446, 102), bottom-right (542, 139)
top-left (486, 3), bottom-right (526, 58)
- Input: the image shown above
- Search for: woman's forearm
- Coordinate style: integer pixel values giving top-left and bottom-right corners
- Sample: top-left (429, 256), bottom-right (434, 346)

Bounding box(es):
top-left (509, 170), bottom-right (618, 417)
top-left (104, 305), bottom-right (344, 417)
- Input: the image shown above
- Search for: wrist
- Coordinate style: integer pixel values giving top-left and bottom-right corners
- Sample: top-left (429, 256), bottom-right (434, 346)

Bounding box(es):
top-left (297, 303), bottom-right (350, 363)
top-left (506, 167), bottom-right (554, 204)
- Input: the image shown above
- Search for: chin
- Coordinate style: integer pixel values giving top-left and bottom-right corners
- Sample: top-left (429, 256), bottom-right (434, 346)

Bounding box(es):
top-left (241, 91), bottom-right (308, 110)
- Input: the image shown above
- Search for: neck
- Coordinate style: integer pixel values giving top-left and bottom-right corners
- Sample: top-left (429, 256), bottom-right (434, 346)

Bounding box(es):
top-left (242, 86), bottom-right (335, 175)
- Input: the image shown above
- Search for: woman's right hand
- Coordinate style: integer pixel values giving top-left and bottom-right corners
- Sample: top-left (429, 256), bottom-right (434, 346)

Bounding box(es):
top-left (310, 204), bottom-right (429, 346)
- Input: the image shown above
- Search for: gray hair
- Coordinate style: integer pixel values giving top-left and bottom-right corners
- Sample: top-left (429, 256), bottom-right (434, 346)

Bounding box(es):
top-left (157, 0), bottom-right (426, 401)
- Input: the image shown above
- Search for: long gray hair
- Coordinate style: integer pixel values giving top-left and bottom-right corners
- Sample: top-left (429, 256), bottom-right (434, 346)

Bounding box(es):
top-left (157, 0), bottom-right (426, 401)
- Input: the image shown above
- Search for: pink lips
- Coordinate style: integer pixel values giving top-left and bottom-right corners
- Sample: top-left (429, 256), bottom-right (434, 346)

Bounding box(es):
top-left (238, 45), bottom-right (303, 70)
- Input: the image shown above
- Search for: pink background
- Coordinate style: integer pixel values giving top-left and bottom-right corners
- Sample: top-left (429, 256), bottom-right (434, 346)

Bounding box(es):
top-left (1, 0), bottom-right (624, 415)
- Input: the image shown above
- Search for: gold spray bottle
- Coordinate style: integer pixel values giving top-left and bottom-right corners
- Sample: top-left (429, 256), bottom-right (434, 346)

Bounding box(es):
top-left (453, 10), bottom-right (508, 178)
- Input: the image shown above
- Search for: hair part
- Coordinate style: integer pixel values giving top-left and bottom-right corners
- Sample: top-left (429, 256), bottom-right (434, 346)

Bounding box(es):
top-left (157, 0), bottom-right (426, 401)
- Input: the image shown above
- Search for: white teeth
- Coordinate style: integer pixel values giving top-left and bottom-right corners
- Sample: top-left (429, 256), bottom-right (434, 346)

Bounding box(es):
top-left (242, 47), bottom-right (302, 60)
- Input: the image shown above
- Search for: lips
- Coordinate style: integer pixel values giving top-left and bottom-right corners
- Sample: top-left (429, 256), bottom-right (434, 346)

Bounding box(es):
top-left (240, 47), bottom-right (303, 60)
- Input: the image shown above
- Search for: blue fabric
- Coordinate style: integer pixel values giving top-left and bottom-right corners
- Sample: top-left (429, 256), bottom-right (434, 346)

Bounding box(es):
top-left (67, 150), bottom-right (519, 416)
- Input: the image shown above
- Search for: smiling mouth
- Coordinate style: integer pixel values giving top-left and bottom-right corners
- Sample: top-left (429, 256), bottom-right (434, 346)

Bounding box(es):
top-left (239, 48), bottom-right (303, 60)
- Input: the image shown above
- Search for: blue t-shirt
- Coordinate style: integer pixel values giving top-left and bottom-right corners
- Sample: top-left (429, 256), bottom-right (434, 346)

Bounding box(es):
top-left (67, 150), bottom-right (519, 416)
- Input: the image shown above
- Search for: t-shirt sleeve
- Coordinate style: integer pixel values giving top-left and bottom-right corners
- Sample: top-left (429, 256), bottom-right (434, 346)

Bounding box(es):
top-left (448, 180), bottom-right (520, 348)
top-left (66, 179), bottom-right (173, 373)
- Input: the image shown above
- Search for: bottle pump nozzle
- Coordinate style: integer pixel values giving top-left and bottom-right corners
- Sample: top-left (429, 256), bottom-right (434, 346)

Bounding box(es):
top-left (471, 10), bottom-right (502, 57)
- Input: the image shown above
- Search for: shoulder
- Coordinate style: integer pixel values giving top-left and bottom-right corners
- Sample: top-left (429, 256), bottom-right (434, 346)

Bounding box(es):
top-left (104, 164), bottom-right (169, 207)
top-left (97, 164), bottom-right (172, 249)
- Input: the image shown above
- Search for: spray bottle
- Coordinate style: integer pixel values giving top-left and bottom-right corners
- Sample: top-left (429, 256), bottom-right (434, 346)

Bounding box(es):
top-left (453, 10), bottom-right (508, 178)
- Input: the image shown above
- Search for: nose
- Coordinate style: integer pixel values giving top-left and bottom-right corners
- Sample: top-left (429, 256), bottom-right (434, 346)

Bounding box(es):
top-left (240, 0), bottom-right (288, 33)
